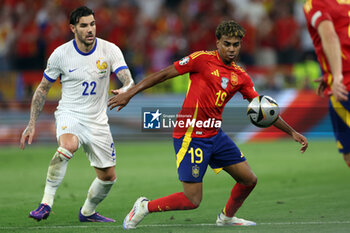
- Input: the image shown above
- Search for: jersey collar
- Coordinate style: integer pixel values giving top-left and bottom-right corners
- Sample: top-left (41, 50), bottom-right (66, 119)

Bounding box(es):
top-left (73, 38), bottom-right (97, 56)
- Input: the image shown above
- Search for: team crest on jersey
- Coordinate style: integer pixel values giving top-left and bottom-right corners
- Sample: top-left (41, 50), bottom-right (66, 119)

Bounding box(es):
top-left (192, 165), bottom-right (200, 178)
top-left (179, 56), bottom-right (189, 65)
top-left (221, 77), bottom-right (229, 89)
top-left (231, 72), bottom-right (238, 87)
top-left (96, 59), bottom-right (107, 74)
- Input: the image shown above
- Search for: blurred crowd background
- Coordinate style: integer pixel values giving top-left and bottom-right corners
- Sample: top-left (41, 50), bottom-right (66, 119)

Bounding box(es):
top-left (0, 0), bottom-right (333, 144)
top-left (0, 0), bottom-right (322, 103)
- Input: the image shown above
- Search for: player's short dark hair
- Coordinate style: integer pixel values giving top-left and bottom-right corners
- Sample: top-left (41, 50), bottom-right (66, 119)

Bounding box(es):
top-left (215, 20), bottom-right (246, 40)
top-left (69, 6), bottom-right (94, 25)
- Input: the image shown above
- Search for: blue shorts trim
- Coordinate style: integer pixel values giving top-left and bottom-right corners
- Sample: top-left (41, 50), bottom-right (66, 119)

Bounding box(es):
top-left (173, 129), bottom-right (246, 182)
top-left (329, 94), bottom-right (350, 153)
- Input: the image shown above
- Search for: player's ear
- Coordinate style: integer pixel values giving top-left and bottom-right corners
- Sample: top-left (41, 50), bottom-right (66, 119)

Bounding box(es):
top-left (69, 24), bottom-right (76, 34)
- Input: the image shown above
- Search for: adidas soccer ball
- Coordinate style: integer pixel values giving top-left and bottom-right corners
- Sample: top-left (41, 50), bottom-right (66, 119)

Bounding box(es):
top-left (247, 95), bottom-right (280, 128)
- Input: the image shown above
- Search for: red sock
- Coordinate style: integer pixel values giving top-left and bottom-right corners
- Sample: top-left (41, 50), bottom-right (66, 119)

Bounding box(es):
top-left (224, 183), bottom-right (256, 217)
top-left (147, 192), bottom-right (198, 212)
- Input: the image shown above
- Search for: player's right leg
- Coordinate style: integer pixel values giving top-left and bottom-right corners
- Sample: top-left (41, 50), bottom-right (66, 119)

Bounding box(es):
top-left (29, 134), bottom-right (78, 221)
top-left (123, 184), bottom-right (201, 230)
top-left (123, 136), bottom-right (210, 229)
top-left (329, 95), bottom-right (350, 167)
top-left (343, 152), bottom-right (350, 167)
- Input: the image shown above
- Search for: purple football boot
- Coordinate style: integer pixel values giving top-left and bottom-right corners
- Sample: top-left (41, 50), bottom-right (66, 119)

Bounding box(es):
top-left (79, 208), bottom-right (115, 222)
top-left (29, 203), bottom-right (51, 221)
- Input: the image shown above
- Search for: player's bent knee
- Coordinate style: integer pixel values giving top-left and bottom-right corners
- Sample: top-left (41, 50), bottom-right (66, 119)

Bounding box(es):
top-left (95, 166), bottom-right (116, 181)
top-left (56, 147), bottom-right (74, 161)
top-left (191, 200), bottom-right (201, 208)
top-left (241, 176), bottom-right (257, 186)
top-left (59, 145), bottom-right (78, 154)
top-left (186, 195), bottom-right (202, 207)
top-left (99, 174), bottom-right (117, 182)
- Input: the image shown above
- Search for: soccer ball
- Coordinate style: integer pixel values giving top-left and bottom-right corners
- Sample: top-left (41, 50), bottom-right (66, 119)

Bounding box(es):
top-left (247, 95), bottom-right (280, 128)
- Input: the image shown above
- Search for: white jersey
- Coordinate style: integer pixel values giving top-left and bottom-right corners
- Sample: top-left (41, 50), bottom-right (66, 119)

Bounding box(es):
top-left (44, 38), bottom-right (127, 126)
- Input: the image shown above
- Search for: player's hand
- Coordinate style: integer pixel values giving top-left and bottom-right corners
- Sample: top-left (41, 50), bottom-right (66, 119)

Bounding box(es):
top-left (108, 89), bottom-right (131, 111)
top-left (20, 125), bottom-right (35, 150)
top-left (314, 76), bottom-right (327, 97)
top-left (331, 75), bottom-right (348, 101)
top-left (111, 88), bottom-right (126, 95)
top-left (292, 131), bottom-right (308, 153)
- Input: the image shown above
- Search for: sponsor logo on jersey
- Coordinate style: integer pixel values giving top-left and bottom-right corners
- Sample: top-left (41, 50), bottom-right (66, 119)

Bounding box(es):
top-left (143, 109), bottom-right (162, 129)
top-left (221, 77), bottom-right (229, 89)
top-left (179, 56), bottom-right (189, 65)
top-left (69, 68), bottom-right (78, 72)
top-left (211, 69), bottom-right (219, 77)
top-left (192, 165), bottom-right (200, 178)
top-left (96, 59), bottom-right (108, 74)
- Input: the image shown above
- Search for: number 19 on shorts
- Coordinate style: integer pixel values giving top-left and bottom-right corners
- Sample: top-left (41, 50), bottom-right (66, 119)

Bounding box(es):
top-left (188, 147), bottom-right (203, 164)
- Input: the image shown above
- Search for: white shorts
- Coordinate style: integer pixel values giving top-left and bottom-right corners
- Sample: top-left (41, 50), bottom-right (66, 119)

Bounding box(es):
top-left (55, 113), bottom-right (116, 168)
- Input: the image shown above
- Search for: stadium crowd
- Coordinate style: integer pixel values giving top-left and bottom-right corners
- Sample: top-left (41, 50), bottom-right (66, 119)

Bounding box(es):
top-left (0, 0), bottom-right (319, 90)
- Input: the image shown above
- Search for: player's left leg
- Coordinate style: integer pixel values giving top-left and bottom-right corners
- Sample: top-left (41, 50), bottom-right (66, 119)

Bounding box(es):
top-left (210, 130), bottom-right (256, 226)
top-left (79, 166), bottom-right (116, 222)
top-left (216, 162), bottom-right (257, 226)
top-left (79, 126), bottom-right (117, 222)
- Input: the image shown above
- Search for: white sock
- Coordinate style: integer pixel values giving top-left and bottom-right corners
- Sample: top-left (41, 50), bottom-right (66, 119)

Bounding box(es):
top-left (81, 177), bottom-right (116, 216)
top-left (41, 147), bottom-right (73, 207)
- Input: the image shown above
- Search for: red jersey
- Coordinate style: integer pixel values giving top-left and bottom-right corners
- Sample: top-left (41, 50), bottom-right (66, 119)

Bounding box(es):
top-left (173, 50), bottom-right (258, 139)
top-left (304, 0), bottom-right (350, 94)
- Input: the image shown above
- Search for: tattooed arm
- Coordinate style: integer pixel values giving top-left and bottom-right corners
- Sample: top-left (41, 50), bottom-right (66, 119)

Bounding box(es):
top-left (111, 68), bottom-right (135, 95)
top-left (20, 77), bottom-right (54, 149)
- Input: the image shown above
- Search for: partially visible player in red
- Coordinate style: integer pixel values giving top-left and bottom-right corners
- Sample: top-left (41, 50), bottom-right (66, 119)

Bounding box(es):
top-left (304, 0), bottom-right (350, 167)
top-left (108, 20), bottom-right (308, 229)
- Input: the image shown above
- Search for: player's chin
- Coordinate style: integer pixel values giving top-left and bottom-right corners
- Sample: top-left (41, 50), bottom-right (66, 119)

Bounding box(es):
top-left (85, 37), bottom-right (95, 45)
top-left (225, 56), bottom-right (236, 63)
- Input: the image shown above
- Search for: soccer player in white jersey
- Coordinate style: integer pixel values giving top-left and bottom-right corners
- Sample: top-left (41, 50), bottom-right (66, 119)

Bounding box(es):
top-left (20, 6), bottom-right (134, 222)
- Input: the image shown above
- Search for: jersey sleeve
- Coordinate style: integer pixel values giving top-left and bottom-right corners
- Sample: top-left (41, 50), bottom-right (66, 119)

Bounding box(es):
top-left (109, 43), bottom-right (128, 74)
top-left (239, 72), bottom-right (259, 99)
top-left (173, 51), bottom-right (204, 75)
top-left (304, 1), bottom-right (331, 29)
top-left (43, 49), bottom-right (62, 82)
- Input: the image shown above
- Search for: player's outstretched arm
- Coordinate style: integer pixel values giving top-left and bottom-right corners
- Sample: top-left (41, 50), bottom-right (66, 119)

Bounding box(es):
top-left (20, 77), bottom-right (53, 149)
top-left (273, 116), bottom-right (308, 153)
top-left (318, 20), bottom-right (348, 101)
top-left (108, 64), bottom-right (179, 111)
top-left (111, 68), bottom-right (135, 95)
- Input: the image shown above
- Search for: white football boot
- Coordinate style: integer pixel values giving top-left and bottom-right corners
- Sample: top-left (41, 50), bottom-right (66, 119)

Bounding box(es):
top-left (216, 212), bottom-right (256, 226)
top-left (123, 197), bottom-right (149, 229)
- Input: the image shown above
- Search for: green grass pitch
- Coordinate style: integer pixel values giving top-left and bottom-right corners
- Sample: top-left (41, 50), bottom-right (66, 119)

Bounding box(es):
top-left (0, 139), bottom-right (349, 233)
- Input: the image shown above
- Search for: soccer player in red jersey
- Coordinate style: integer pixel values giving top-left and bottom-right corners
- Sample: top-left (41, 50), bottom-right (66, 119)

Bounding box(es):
top-left (108, 20), bottom-right (308, 229)
top-left (304, 0), bottom-right (350, 167)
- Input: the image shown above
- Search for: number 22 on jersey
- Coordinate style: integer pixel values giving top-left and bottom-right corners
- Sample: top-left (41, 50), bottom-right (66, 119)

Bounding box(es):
top-left (82, 81), bottom-right (97, 96)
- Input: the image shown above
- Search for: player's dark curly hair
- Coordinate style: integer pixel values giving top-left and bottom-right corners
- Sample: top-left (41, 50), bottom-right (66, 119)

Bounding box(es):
top-left (215, 20), bottom-right (246, 40)
top-left (69, 6), bottom-right (94, 25)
